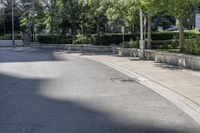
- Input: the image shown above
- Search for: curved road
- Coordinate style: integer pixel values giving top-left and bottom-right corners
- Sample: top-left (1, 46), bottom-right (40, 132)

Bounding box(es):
top-left (0, 48), bottom-right (200, 133)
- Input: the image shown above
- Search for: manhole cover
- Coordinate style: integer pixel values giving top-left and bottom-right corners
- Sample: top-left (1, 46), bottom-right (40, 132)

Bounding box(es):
top-left (111, 78), bottom-right (136, 83)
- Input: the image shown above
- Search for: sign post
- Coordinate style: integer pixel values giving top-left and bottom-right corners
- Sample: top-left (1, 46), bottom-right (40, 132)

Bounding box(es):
top-left (139, 9), bottom-right (145, 59)
top-left (195, 13), bottom-right (200, 31)
top-left (11, 0), bottom-right (15, 47)
top-left (121, 26), bottom-right (125, 46)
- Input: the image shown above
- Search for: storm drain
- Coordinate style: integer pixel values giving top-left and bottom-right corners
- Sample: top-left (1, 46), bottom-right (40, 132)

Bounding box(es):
top-left (110, 78), bottom-right (136, 83)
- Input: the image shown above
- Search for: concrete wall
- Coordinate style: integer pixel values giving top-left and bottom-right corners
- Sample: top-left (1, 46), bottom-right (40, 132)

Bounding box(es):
top-left (0, 40), bottom-right (24, 47)
top-left (116, 48), bottom-right (200, 71)
top-left (30, 44), bottom-right (200, 71)
top-left (31, 44), bottom-right (114, 53)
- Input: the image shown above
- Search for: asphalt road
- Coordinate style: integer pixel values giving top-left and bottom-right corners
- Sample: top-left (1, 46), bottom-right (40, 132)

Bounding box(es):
top-left (0, 48), bottom-right (200, 133)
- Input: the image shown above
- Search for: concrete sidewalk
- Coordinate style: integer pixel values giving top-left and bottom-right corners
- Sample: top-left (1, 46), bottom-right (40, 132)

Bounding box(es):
top-left (72, 54), bottom-right (200, 123)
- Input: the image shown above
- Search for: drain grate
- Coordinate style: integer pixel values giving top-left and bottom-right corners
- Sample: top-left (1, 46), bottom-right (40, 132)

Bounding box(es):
top-left (111, 78), bottom-right (136, 83)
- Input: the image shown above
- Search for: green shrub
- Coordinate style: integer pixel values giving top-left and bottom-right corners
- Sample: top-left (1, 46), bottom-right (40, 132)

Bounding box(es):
top-left (37, 35), bottom-right (72, 44)
top-left (0, 34), bottom-right (22, 40)
top-left (123, 39), bottom-right (139, 48)
top-left (151, 40), bottom-right (179, 49)
top-left (88, 31), bottom-right (200, 46)
top-left (89, 33), bottom-right (140, 46)
top-left (121, 39), bottom-right (179, 49)
top-left (74, 35), bottom-right (90, 44)
top-left (185, 39), bottom-right (200, 55)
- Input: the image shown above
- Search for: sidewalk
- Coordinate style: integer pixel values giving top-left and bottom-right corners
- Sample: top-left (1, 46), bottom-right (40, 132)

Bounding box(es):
top-left (73, 54), bottom-right (200, 123)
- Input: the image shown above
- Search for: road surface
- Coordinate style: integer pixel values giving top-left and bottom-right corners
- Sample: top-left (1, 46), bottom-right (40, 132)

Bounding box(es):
top-left (0, 48), bottom-right (200, 133)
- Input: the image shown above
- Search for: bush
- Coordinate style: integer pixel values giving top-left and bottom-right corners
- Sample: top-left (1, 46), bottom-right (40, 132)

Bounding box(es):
top-left (151, 32), bottom-right (179, 40)
top-left (151, 40), bottom-right (179, 49)
top-left (89, 33), bottom-right (140, 46)
top-left (88, 31), bottom-right (200, 46)
top-left (185, 39), bottom-right (200, 55)
top-left (120, 39), bottom-right (179, 49)
top-left (123, 39), bottom-right (139, 48)
top-left (0, 34), bottom-right (22, 40)
top-left (37, 35), bottom-right (72, 44)
top-left (74, 35), bottom-right (90, 44)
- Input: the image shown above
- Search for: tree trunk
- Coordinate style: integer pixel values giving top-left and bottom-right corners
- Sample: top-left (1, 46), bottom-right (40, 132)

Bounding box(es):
top-left (178, 17), bottom-right (185, 51)
top-left (147, 15), bottom-right (152, 49)
top-left (51, 0), bottom-right (54, 44)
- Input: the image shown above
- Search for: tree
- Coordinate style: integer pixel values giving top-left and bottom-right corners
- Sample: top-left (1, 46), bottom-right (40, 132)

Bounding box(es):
top-left (106, 0), bottom-right (139, 32)
top-left (19, 0), bottom-right (45, 41)
top-left (154, 0), bottom-right (199, 51)
top-left (139, 0), bottom-right (160, 49)
top-left (0, 0), bottom-right (21, 35)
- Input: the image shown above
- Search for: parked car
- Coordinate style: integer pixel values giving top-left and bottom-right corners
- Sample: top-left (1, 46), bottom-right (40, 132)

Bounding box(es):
top-left (166, 25), bottom-right (179, 31)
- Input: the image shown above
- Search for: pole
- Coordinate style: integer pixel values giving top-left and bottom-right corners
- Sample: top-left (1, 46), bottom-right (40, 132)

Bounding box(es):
top-left (122, 27), bottom-right (125, 46)
top-left (139, 9), bottom-right (145, 59)
top-left (144, 17), bottom-right (147, 41)
top-left (11, 0), bottom-right (15, 47)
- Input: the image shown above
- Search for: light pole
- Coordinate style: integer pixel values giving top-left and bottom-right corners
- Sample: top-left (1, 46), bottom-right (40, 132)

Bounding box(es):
top-left (139, 9), bottom-right (145, 59)
top-left (11, 0), bottom-right (15, 47)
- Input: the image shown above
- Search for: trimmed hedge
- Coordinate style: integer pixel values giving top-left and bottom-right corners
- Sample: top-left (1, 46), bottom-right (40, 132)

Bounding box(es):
top-left (89, 33), bottom-right (140, 46)
top-left (151, 40), bottom-right (179, 49)
top-left (89, 32), bottom-right (200, 46)
top-left (37, 35), bottom-right (72, 44)
top-left (0, 34), bottom-right (22, 40)
top-left (37, 32), bottom-right (200, 48)
top-left (122, 40), bottom-right (179, 49)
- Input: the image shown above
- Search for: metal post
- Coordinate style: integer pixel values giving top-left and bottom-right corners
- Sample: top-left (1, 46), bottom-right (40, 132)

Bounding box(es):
top-left (144, 17), bottom-right (147, 41)
top-left (139, 9), bottom-right (145, 59)
top-left (11, 0), bottom-right (15, 47)
top-left (122, 27), bottom-right (125, 46)
top-left (32, 0), bottom-right (36, 42)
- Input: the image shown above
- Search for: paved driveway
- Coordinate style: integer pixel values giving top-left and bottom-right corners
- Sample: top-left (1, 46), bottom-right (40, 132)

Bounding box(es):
top-left (0, 48), bottom-right (200, 133)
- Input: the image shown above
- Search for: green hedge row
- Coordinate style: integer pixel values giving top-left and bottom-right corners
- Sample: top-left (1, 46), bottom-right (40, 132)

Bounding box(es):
top-left (37, 32), bottom-right (200, 52)
top-left (122, 39), bottom-right (179, 49)
top-left (88, 32), bottom-right (200, 46)
top-left (0, 34), bottom-right (22, 40)
top-left (37, 35), bottom-right (72, 44)
top-left (122, 39), bottom-right (200, 55)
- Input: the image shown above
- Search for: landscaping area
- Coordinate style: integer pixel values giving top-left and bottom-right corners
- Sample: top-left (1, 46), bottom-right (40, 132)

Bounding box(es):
top-left (1, 0), bottom-right (200, 55)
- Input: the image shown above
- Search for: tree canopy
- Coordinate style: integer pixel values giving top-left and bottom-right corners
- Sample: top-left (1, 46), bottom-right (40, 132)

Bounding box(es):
top-left (0, 0), bottom-right (200, 50)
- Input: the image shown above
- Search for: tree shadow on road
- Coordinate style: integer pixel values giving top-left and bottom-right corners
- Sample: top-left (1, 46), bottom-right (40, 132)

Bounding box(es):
top-left (0, 73), bottom-right (198, 133)
top-left (0, 48), bottom-right (66, 63)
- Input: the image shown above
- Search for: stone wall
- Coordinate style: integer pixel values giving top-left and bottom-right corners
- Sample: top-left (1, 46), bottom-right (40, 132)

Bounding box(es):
top-left (116, 48), bottom-right (200, 71)
top-left (30, 44), bottom-right (200, 71)
top-left (31, 44), bottom-right (114, 53)
top-left (0, 40), bottom-right (24, 47)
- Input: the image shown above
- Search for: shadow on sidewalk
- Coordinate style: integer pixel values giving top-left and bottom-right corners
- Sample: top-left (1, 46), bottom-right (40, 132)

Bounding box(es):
top-left (154, 63), bottom-right (183, 71)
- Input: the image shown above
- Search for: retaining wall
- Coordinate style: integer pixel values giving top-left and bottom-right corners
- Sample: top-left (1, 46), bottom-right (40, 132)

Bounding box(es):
top-left (116, 48), bottom-right (200, 71)
top-left (31, 44), bottom-right (114, 53)
top-left (30, 44), bottom-right (200, 71)
top-left (0, 40), bottom-right (24, 47)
